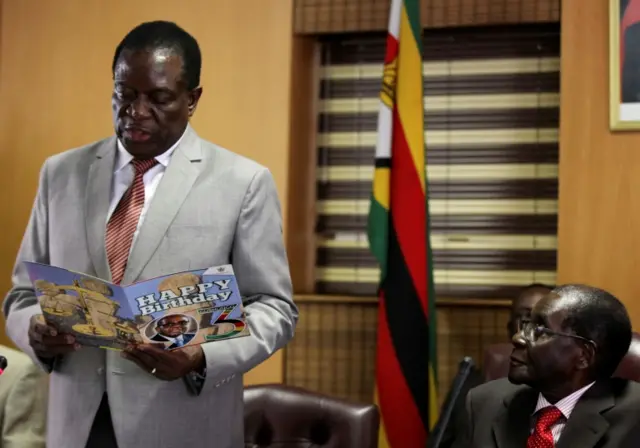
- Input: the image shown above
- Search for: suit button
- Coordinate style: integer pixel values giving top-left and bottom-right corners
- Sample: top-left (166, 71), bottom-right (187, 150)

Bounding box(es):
top-left (97, 367), bottom-right (104, 375)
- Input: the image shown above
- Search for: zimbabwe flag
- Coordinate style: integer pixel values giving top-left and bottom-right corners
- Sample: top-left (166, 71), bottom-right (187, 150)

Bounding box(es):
top-left (367, 0), bottom-right (438, 447)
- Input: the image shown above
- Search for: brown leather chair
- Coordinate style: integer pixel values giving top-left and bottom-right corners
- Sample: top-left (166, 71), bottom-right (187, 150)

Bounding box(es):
top-left (613, 332), bottom-right (640, 381)
top-left (243, 384), bottom-right (380, 448)
top-left (482, 332), bottom-right (640, 382)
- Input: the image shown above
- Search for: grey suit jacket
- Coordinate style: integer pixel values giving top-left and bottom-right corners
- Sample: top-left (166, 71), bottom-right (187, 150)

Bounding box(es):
top-left (454, 377), bottom-right (640, 448)
top-left (0, 345), bottom-right (48, 448)
top-left (3, 126), bottom-right (298, 448)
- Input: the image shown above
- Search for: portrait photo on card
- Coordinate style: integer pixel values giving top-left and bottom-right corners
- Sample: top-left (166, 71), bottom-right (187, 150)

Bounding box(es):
top-left (144, 313), bottom-right (199, 350)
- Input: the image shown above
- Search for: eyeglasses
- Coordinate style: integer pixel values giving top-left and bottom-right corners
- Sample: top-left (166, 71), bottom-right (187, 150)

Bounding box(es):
top-left (518, 320), bottom-right (597, 350)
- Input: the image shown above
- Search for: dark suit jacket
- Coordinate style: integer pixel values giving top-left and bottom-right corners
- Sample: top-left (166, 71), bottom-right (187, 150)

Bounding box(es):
top-left (453, 377), bottom-right (640, 448)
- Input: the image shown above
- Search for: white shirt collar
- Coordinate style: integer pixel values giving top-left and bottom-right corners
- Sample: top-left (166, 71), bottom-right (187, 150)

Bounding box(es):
top-left (534, 382), bottom-right (595, 420)
top-left (114, 126), bottom-right (188, 173)
top-left (162, 334), bottom-right (184, 343)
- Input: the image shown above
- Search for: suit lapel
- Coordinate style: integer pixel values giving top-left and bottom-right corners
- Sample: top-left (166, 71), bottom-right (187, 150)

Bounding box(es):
top-left (556, 381), bottom-right (613, 448)
top-left (122, 126), bottom-right (205, 284)
top-left (85, 137), bottom-right (117, 281)
top-left (492, 386), bottom-right (537, 448)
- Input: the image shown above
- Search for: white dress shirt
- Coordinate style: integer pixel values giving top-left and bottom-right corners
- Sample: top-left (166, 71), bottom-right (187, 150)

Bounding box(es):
top-left (107, 128), bottom-right (187, 246)
top-left (532, 381), bottom-right (595, 443)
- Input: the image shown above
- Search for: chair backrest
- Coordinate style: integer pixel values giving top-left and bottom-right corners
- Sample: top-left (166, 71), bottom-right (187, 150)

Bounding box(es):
top-left (482, 332), bottom-right (640, 382)
top-left (613, 332), bottom-right (640, 381)
top-left (244, 384), bottom-right (379, 448)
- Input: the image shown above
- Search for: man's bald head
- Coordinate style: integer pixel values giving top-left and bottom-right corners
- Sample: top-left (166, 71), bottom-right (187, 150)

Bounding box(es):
top-left (552, 284), bottom-right (632, 379)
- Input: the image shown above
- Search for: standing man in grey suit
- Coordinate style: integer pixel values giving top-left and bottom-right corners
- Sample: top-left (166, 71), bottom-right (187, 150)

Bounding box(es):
top-left (453, 284), bottom-right (640, 448)
top-left (3, 20), bottom-right (298, 448)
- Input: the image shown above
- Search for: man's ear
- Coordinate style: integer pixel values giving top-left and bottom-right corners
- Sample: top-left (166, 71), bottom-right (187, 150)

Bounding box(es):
top-left (577, 342), bottom-right (597, 370)
top-left (188, 87), bottom-right (203, 117)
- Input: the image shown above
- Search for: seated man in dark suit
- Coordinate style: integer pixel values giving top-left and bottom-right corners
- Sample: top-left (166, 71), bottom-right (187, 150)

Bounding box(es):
top-left (436, 283), bottom-right (553, 448)
top-left (453, 284), bottom-right (640, 448)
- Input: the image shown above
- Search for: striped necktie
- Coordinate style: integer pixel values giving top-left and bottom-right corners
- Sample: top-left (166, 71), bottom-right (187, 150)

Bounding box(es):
top-left (105, 158), bottom-right (158, 284)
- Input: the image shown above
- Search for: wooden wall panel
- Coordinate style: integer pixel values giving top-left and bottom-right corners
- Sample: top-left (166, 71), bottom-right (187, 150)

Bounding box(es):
top-left (294, 0), bottom-right (560, 34)
top-left (286, 37), bottom-right (321, 294)
top-left (558, 0), bottom-right (640, 327)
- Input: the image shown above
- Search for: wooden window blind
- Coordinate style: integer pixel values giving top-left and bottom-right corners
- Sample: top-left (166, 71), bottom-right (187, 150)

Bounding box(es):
top-left (294, 0), bottom-right (561, 34)
top-left (314, 23), bottom-right (560, 300)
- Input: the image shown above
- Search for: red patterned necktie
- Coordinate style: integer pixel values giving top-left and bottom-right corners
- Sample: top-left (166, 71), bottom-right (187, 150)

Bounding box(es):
top-left (527, 406), bottom-right (563, 448)
top-left (105, 158), bottom-right (158, 285)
